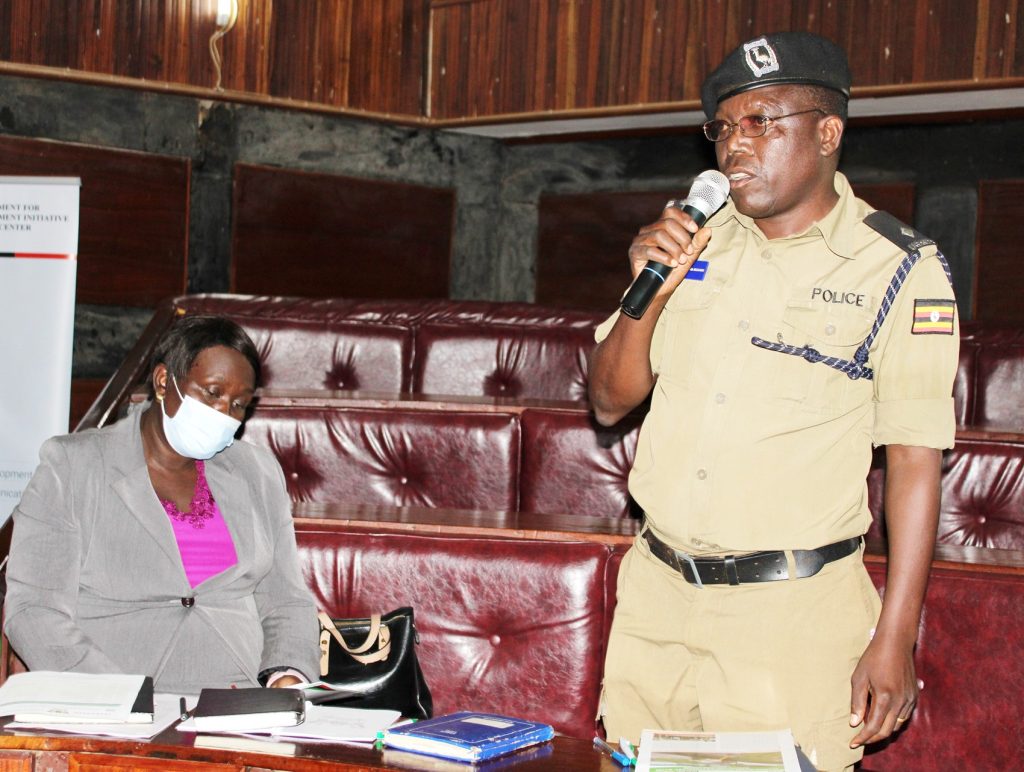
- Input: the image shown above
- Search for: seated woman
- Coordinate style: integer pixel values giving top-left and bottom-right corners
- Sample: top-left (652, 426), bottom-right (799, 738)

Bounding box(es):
top-left (4, 315), bottom-right (319, 693)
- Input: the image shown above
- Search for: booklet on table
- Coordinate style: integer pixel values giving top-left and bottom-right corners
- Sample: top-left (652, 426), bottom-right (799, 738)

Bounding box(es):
top-left (382, 711), bottom-right (555, 763)
top-left (635, 728), bottom-right (802, 772)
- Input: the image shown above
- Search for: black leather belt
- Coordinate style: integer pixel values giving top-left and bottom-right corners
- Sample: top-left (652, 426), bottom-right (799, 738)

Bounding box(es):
top-left (642, 529), bottom-right (861, 587)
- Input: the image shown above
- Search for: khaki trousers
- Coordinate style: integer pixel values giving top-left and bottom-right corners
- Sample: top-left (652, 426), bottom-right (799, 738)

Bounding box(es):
top-left (602, 534), bottom-right (881, 772)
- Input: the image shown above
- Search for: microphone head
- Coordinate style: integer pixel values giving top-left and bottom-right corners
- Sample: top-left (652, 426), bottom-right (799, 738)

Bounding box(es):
top-left (683, 170), bottom-right (731, 221)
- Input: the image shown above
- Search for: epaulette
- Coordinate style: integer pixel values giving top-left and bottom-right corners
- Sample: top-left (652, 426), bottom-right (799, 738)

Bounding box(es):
top-left (863, 210), bottom-right (935, 254)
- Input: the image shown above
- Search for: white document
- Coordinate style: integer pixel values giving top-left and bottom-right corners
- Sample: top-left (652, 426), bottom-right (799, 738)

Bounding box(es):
top-left (266, 705), bottom-right (401, 742)
top-left (6, 693), bottom-right (182, 739)
top-left (635, 728), bottom-right (802, 772)
top-left (0, 672), bottom-right (146, 724)
top-left (178, 704), bottom-right (400, 744)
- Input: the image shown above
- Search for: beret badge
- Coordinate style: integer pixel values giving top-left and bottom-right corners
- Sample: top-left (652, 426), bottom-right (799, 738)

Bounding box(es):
top-left (743, 38), bottom-right (780, 78)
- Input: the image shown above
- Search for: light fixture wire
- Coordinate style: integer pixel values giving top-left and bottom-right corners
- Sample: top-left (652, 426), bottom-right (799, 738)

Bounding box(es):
top-left (209, 0), bottom-right (239, 91)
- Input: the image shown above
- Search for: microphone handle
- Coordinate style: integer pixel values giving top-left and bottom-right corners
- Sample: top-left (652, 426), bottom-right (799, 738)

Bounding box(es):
top-left (619, 203), bottom-right (706, 320)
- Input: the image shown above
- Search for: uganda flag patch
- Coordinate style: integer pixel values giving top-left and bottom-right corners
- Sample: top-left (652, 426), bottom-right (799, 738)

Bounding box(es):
top-left (912, 299), bottom-right (956, 335)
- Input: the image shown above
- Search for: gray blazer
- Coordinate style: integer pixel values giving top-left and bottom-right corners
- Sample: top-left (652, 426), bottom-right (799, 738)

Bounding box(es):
top-left (4, 407), bottom-right (319, 694)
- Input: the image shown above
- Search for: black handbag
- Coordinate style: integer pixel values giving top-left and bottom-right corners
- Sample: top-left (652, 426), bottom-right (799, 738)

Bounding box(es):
top-left (316, 606), bottom-right (433, 719)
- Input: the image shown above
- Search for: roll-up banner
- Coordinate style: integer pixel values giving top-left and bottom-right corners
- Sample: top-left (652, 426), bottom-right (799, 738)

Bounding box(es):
top-left (0, 176), bottom-right (81, 525)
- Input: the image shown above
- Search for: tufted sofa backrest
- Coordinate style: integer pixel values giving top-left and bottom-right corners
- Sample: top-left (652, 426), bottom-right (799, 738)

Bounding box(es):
top-left (955, 321), bottom-right (1024, 431)
top-left (866, 437), bottom-right (1024, 549)
top-left (242, 404), bottom-right (522, 511)
top-left (172, 294), bottom-right (603, 402)
top-left (294, 523), bottom-right (621, 739)
top-left (519, 408), bottom-right (642, 519)
top-left (91, 297), bottom-right (1023, 437)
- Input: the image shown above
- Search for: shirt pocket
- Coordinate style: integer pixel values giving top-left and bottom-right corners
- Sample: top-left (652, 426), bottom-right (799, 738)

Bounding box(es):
top-left (767, 296), bottom-right (876, 412)
top-left (657, 280), bottom-right (719, 386)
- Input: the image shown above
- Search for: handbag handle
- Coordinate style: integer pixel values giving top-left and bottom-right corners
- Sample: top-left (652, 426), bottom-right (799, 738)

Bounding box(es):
top-left (318, 611), bottom-right (392, 665)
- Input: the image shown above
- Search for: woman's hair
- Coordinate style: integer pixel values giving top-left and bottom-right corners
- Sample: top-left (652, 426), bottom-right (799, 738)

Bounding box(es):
top-left (149, 315), bottom-right (261, 391)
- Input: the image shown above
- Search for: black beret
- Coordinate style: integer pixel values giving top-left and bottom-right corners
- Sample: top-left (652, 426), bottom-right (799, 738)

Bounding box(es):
top-left (701, 32), bottom-right (851, 118)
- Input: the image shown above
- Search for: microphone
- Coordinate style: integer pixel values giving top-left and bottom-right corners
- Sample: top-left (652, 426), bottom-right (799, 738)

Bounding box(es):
top-left (619, 170), bottom-right (730, 319)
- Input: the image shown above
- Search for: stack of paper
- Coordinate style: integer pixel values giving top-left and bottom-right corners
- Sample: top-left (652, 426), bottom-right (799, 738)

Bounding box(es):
top-left (6, 693), bottom-right (182, 739)
top-left (0, 672), bottom-right (154, 725)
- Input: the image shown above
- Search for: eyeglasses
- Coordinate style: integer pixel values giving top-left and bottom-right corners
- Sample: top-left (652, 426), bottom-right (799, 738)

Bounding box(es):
top-left (702, 109), bottom-right (826, 142)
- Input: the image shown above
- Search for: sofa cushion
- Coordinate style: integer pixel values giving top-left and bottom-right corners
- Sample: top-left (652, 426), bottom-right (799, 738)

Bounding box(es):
top-left (414, 325), bottom-right (595, 401)
top-left (241, 406), bottom-right (520, 511)
top-left (936, 438), bottom-right (1024, 549)
top-left (865, 438), bottom-right (1024, 549)
top-left (172, 295), bottom-right (605, 400)
top-left (519, 408), bottom-right (641, 519)
top-left (246, 321), bottom-right (411, 392)
top-left (863, 561), bottom-right (1024, 771)
top-left (956, 321), bottom-right (1024, 430)
top-left (173, 296), bottom-right (413, 392)
top-left (294, 524), bottom-right (613, 739)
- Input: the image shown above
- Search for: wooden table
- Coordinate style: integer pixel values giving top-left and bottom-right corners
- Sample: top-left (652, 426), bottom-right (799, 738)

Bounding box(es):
top-left (0, 726), bottom-right (621, 771)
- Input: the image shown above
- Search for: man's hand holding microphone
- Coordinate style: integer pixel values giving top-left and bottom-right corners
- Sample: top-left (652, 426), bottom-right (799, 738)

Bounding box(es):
top-left (620, 170), bottom-right (730, 319)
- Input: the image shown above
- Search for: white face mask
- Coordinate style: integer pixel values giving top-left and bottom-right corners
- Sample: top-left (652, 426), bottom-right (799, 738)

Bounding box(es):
top-left (160, 375), bottom-right (242, 460)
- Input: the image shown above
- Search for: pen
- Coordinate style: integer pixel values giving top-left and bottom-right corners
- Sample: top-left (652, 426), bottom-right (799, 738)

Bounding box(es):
top-left (593, 736), bottom-right (632, 766)
top-left (179, 697), bottom-right (189, 722)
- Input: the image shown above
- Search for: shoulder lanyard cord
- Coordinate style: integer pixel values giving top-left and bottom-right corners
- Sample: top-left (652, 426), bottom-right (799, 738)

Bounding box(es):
top-left (749, 250), bottom-right (952, 382)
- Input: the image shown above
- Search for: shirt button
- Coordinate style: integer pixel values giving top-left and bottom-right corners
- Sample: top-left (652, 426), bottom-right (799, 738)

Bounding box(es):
top-left (696, 469), bottom-right (707, 480)
top-left (825, 323), bottom-right (836, 336)
top-left (181, 597), bottom-right (195, 608)
top-left (715, 393), bottom-right (726, 404)
top-left (738, 319), bottom-right (750, 331)
top-left (762, 249), bottom-right (773, 261)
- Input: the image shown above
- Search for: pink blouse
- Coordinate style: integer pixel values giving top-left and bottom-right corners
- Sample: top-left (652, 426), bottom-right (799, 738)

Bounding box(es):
top-left (160, 461), bottom-right (239, 588)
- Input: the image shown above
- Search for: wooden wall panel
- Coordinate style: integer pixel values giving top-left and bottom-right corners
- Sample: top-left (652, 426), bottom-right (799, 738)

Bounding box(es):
top-left (536, 190), bottom-right (671, 311)
top-left (572, 0), bottom-right (701, 109)
top-left (0, 0), bottom-right (1020, 121)
top-left (0, 136), bottom-right (189, 307)
top-left (0, 0), bottom-right (426, 115)
top-left (975, 179), bottom-right (1024, 322)
top-left (1, 0), bottom-right (224, 84)
top-left (429, 0), bottom-right (577, 117)
top-left (348, 0), bottom-right (428, 114)
top-left (428, 0), bottom-right (1017, 120)
top-left (267, 0), bottom-right (349, 104)
top-left (231, 164), bottom-right (453, 300)
top-left (980, 0), bottom-right (1024, 78)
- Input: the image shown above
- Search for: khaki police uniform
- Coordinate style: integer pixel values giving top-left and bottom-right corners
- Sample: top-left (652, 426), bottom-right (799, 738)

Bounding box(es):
top-left (598, 173), bottom-right (959, 771)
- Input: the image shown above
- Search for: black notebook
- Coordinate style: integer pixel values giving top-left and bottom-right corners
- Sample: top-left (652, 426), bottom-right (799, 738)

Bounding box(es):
top-left (128, 676), bottom-right (155, 722)
top-left (191, 688), bottom-right (305, 732)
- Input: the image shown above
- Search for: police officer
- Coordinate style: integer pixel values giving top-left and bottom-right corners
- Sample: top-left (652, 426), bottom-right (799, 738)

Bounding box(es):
top-left (591, 32), bottom-right (959, 771)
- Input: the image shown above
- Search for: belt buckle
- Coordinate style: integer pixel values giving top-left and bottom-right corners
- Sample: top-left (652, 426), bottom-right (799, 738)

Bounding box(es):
top-left (676, 550), bottom-right (704, 589)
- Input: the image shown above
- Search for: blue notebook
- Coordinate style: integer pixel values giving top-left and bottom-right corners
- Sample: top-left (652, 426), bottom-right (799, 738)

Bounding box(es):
top-left (382, 711), bottom-right (555, 762)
